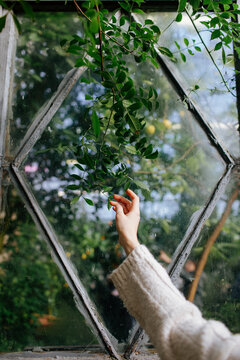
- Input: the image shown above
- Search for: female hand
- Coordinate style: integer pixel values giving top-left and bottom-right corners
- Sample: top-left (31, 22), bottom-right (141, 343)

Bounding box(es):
top-left (110, 189), bottom-right (140, 255)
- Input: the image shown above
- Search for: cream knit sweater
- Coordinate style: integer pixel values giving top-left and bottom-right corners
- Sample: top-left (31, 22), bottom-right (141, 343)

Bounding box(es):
top-left (110, 245), bottom-right (240, 360)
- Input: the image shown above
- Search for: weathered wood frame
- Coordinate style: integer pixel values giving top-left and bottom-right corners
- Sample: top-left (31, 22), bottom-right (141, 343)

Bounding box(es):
top-left (0, 2), bottom-right (239, 359)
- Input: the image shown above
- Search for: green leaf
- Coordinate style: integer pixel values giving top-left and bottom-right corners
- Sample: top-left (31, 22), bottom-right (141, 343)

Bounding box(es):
top-left (125, 145), bottom-right (137, 154)
top-left (126, 114), bottom-right (141, 132)
top-left (180, 52), bottom-right (186, 62)
top-left (125, 88), bottom-right (136, 99)
top-left (211, 29), bottom-right (221, 40)
top-left (71, 174), bottom-right (82, 180)
top-left (13, 14), bottom-right (22, 34)
top-left (117, 71), bottom-right (126, 83)
top-left (122, 80), bottom-right (133, 92)
top-left (107, 197), bottom-right (112, 210)
top-left (103, 186), bottom-right (112, 193)
top-left (175, 41), bottom-right (181, 50)
top-left (144, 144), bottom-right (153, 156)
top-left (133, 8), bottom-right (145, 14)
top-left (67, 185), bottom-right (80, 190)
top-left (89, 17), bottom-right (99, 33)
top-left (146, 150), bottom-right (158, 159)
top-left (145, 19), bottom-right (154, 25)
top-left (91, 111), bottom-right (100, 138)
top-left (214, 42), bottom-right (222, 51)
top-left (85, 94), bottom-right (93, 100)
top-left (116, 176), bottom-right (126, 186)
top-left (71, 196), bottom-right (80, 205)
top-left (158, 46), bottom-right (175, 59)
top-left (101, 70), bottom-right (112, 80)
top-left (74, 163), bottom-right (85, 171)
top-left (80, 77), bottom-right (91, 84)
top-left (120, 16), bottom-right (126, 26)
top-left (102, 80), bottom-right (115, 88)
top-left (184, 38), bottom-right (189, 46)
top-left (176, 13), bottom-right (182, 22)
top-left (119, 2), bottom-right (131, 11)
top-left (129, 102), bottom-right (142, 112)
top-left (0, 14), bottom-right (7, 32)
top-left (194, 46), bottom-right (201, 52)
top-left (150, 58), bottom-right (159, 68)
top-left (84, 197), bottom-right (94, 206)
top-left (0, 0), bottom-right (9, 10)
top-left (133, 179), bottom-right (150, 192)
top-left (19, 0), bottom-right (34, 20)
top-left (222, 47), bottom-right (226, 64)
top-left (150, 25), bottom-right (161, 35)
top-left (161, 219), bottom-right (170, 233)
top-left (85, 9), bottom-right (97, 19)
top-left (75, 58), bottom-right (86, 67)
top-left (177, 0), bottom-right (187, 12)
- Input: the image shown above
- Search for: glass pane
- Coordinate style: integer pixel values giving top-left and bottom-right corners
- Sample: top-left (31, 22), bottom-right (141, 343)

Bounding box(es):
top-left (137, 12), bottom-right (239, 157)
top-left (184, 173), bottom-right (239, 333)
top-left (0, 181), bottom-right (97, 352)
top-left (21, 55), bottom-right (225, 345)
top-left (11, 12), bottom-right (82, 154)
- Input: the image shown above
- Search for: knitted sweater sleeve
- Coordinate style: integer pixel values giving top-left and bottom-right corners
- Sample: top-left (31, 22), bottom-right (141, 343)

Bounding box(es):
top-left (109, 245), bottom-right (240, 360)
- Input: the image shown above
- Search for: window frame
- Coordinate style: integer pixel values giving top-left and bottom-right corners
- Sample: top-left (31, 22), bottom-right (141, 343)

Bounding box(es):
top-left (0, 2), bottom-right (239, 358)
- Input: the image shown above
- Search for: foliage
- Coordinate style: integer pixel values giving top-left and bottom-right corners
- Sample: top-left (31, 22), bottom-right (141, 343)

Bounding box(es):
top-left (0, 0), bottom-right (239, 352)
top-left (1, 0), bottom-right (239, 201)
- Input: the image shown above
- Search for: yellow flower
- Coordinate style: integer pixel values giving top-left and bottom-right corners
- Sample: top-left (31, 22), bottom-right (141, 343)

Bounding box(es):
top-left (66, 252), bottom-right (71, 258)
top-left (81, 253), bottom-right (87, 260)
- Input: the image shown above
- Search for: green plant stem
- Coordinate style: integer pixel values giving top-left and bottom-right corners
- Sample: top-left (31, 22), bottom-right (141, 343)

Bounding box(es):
top-left (96, 3), bottom-right (104, 79)
top-left (72, 0), bottom-right (133, 54)
top-left (186, 8), bottom-right (236, 97)
top-left (101, 89), bottom-right (115, 150)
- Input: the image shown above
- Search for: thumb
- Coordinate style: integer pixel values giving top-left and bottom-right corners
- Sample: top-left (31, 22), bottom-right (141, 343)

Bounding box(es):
top-left (112, 202), bottom-right (124, 215)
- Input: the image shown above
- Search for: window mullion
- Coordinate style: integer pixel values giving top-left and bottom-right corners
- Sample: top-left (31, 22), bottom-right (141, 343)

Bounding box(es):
top-left (0, 9), bottom-right (18, 211)
top-left (14, 66), bottom-right (87, 167)
top-left (9, 164), bottom-right (121, 360)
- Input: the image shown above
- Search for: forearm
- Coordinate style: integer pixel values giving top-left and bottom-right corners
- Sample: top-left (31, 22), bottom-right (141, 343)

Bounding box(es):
top-left (110, 245), bottom-right (240, 360)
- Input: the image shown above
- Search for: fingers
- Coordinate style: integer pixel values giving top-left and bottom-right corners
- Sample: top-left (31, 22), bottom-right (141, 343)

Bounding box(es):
top-left (110, 201), bottom-right (125, 215)
top-left (110, 200), bottom-right (128, 214)
top-left (126, 189), bottom-right (139, 212)
top-left (113, 194), bottom-right (131, 210)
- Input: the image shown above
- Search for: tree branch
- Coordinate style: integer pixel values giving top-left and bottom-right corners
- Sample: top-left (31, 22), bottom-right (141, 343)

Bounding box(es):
top-left (187, 184), bottom-right (239, 302)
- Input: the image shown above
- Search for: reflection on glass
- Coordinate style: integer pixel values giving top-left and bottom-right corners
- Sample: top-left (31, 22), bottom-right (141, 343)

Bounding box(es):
top-left (21, 50), bottom-right (225, 345)
top-left (186, 173), bottom-right (240, 333)
top-left (11, 12), bottom-right (82, 154)
top-left (0, 183), bottom-right (97, 352)
top-left (138, 12), bottom-right (239, 157)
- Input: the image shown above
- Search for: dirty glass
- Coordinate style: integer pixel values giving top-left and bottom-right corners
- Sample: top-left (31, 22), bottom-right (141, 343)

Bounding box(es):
top-left (21, 47), bottom-right (225, 344)
top-left (11, 13), bottom-right (82, 154)
top-left (0, 181), bottom-right (97, 351)
top-left (185, 173), bottom-right (240, 333)
top-left (137, 12), bottom-right (239, 157)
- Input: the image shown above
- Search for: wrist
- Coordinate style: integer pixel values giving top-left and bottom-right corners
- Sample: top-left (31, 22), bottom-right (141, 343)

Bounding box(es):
top-left (120, 236), bottom-right (140, 255)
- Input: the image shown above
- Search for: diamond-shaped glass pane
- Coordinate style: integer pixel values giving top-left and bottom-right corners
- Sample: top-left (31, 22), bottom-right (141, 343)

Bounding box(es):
top-left (11, 12), bottom-right (82, 155)
top-left (20, 53), bottom-right (225, 345)
top-left (0, 182), bottom-right (97, 351)
top-left (137, 12), bottom-right (239, 157)
top-left (185, 172), bottom-right (239, 333)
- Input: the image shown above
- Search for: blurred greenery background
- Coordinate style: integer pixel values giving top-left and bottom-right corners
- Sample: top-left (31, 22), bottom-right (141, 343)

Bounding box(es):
top-left (0, 11), bottom-right (239, 352)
